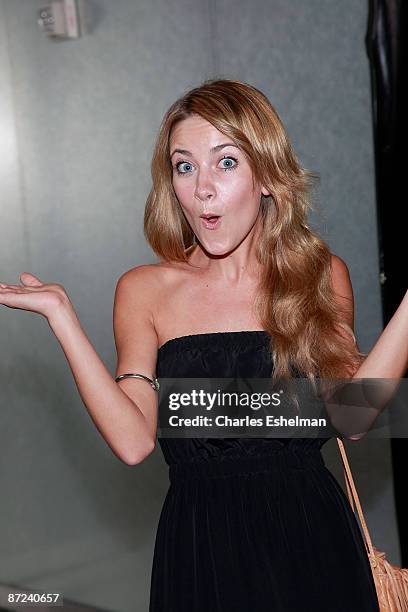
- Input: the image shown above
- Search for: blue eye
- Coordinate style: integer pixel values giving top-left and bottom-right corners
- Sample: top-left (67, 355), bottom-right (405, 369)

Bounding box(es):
top-left (174, 156), bottom-right (239, 176)
top-left (175, 161), bottom-right (193, 174)
top-left (219, 156), bottom-right (238, 171)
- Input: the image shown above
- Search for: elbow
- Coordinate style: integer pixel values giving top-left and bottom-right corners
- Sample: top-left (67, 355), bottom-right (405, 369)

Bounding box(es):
top-left (347, 432), bottom-right (367, 442)
top-left (123, 437), bottom-right (156, 465)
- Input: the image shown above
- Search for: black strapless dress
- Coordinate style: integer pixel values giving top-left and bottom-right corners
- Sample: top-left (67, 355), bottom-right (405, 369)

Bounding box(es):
top-left (149, 331), bottom-right (379, 611)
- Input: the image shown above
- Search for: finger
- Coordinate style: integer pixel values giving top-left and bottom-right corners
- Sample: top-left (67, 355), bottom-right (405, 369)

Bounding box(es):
top-left (20, 272), bottom-right (44, 287)
top-left (0, 284), bottom-right (34, 290)
top-left (1, 282), bottom-right (45, 293)
top-left (1, 283), bottom-right (45, 292)
top-left (0, 284), bottom-right (23, 289)
top-left (0, 290), bottom-right (38, 309)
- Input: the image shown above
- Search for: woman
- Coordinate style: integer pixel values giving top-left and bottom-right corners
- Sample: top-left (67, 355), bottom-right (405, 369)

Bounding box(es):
top-left (1, 79), bottom-right (407, 610)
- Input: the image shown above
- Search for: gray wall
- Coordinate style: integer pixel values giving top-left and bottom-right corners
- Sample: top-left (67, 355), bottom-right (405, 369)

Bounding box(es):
top-left (0, 1), bottom-right (399, 611)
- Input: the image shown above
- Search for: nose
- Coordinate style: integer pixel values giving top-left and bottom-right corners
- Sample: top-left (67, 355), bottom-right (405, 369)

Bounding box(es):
top-left (194, 190), bottom-right (213, 204)
top-left (194, 168), bottom-right (215, 203)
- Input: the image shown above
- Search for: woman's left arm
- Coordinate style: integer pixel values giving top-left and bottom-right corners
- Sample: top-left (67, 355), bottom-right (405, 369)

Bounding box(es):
top-left (353, 289), bottom-right (408, 378)
top-left (328, 256), bottom-right (408, 439)
top-left (331, 254), bottom-right (408, 379)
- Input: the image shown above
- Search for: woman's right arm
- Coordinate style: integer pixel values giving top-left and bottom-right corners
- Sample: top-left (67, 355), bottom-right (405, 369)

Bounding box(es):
top-left (0, 269), bottom-right (158, 465)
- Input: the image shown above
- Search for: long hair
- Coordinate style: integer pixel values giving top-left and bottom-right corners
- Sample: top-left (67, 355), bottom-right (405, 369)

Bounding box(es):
top-left (144, 78), bottom-right (366, 381)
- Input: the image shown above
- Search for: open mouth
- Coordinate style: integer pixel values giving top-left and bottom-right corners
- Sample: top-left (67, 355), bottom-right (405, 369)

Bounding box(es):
top-left (200, 215), bottom-right (222, 229)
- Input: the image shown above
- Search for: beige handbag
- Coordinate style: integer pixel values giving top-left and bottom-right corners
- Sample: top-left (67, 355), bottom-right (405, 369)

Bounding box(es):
top-left (337, 437), bottom-right (408, 611)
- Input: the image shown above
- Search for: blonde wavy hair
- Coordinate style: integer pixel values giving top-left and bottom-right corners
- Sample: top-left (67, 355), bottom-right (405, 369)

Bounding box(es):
top-left (144, 78), bottom-right (366, 382)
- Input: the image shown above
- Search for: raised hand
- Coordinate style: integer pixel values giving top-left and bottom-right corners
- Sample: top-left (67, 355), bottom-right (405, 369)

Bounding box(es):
top-left (0, 272), bottom-right (72, 321)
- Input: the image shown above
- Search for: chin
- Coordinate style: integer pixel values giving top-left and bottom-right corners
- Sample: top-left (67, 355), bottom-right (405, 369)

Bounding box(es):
top-left (200, 239), bottom-right (236, 257)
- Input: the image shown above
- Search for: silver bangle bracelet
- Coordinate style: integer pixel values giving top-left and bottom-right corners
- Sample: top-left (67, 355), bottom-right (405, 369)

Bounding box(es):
top-left (115, 373), bottom-right (160, 392)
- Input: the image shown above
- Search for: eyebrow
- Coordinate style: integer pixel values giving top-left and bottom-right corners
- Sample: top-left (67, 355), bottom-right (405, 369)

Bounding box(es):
top-left (169, 142), bottom-right (239, 158)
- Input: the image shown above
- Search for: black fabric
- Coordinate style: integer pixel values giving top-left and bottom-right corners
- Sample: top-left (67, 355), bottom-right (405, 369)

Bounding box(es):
top-left (149, 331), bottom-right (379, 611)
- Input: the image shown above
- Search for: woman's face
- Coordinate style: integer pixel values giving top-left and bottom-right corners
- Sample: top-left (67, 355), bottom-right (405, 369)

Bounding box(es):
top-left (169, 114), bottom-right (269, 256)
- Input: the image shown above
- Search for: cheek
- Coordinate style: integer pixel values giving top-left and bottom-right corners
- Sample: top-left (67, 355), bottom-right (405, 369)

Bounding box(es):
top-left (173, 180), bottom-right (196, 216)
top-left (172, 178), bottom-right (190, 202)
top-left (220, 177), bottom-right (258, 210)
top-left (220, 169), bottom-right (255, 198)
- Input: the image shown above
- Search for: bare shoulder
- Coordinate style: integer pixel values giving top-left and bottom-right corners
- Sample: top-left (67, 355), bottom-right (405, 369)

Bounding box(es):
top-left (329, 253), bottom-right (355, 331)
top-left (113, 263), bottom-right (163, 367)
top-left (114, 260), bottom-right (187, 341)
top-left (116, 262), bottom-right (163, 291)
top-left (115, 260), bottom-right (185, 306)
top-left (115, 250), bottom-right (200, 345)
top-left (330, 253), bottom-right (350, 280)
top-left (330, 254), bottom-right (353, 300)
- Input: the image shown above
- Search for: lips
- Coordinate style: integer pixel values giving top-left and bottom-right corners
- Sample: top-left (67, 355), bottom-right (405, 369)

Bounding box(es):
top-left (200, 213), bottom-right (222, 220)
top-left (200, 215), bottom-right (222, 230)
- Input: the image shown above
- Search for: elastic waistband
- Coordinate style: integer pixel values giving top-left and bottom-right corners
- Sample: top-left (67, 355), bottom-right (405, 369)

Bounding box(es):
top-left (168, 447), bottom-right (325, 484)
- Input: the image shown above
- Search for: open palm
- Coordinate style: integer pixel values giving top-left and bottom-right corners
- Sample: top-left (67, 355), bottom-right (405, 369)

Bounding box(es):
top-left (0, 272), bottom-right (70, 320)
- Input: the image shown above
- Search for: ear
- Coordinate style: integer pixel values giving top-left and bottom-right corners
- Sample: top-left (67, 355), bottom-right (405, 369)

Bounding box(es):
top-left (261, 186), bottom-right (270, 197)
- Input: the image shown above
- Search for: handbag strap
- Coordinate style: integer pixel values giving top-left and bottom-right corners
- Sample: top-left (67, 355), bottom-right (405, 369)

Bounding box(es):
top-left (336, 437), bottom-right (376, 560)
